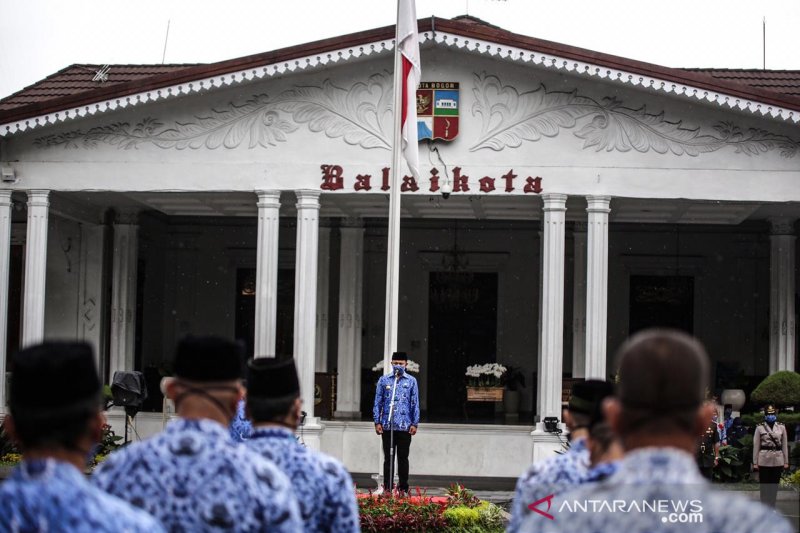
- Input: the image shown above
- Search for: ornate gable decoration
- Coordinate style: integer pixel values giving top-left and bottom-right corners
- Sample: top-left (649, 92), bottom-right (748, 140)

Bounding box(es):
top-left (35, 72), bottom-right (800, 159)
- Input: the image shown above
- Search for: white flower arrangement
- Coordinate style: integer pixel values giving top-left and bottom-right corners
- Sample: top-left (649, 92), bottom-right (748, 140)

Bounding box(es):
top-left (465, 363), bottom-right (507, 387)
top-left (371, 359), bottom-right (420, 373)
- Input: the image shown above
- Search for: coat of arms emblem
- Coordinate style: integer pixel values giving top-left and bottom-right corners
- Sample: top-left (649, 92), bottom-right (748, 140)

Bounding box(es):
top-left (416, 82), bottom-right (459, 141)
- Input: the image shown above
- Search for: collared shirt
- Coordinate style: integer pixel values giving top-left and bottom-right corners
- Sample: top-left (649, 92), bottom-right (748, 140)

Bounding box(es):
top-left (93, 418), bottom-right (302, 532)
top-left (521, 447), bottom-right (794, 533)
top-left (508, 437), bottom-right (589, 533)
top-left (246, 426), bottom-right (359, 533)
top-left (581, 460), bottom-right (620, 483)
top-left (373, 371), bottom-right (419, 431)
top-left (0, 458), bottom-right (162, 533)
top-left (229, 399), bottom-right (253, 442)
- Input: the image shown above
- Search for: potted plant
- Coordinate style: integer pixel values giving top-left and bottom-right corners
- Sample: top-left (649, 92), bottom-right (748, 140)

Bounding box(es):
top-left (465, 363), bottom-right (506, 401)
top-left (501, 366), bottom-right (526, 417)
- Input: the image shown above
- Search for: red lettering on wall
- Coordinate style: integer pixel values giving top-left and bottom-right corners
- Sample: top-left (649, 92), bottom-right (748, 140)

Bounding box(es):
top-left (502, 170), bottom-right (517, 192)
top-left (453, 167), bottom-right (470, 192)
top-left (479, 176), bottom-right (496, 193)
top-left (320, 164), bottom-right (344, 190)
top-left (429, 168), bottom-right (440, 193)
top-left (381, 167), bottom-right (390, 191)
top-left (354, 174), bottom-right (372, 191)
top-left (524, 176), bottom-right (543, 194)
top-left (401, 175), bottom-right (419, 192)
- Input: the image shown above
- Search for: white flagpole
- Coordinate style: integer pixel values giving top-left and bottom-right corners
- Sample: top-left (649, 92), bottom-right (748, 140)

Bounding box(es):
top-left (383, 0), bottom-right (404, 375)
top-left (376, 0), bottom-right (406, 493)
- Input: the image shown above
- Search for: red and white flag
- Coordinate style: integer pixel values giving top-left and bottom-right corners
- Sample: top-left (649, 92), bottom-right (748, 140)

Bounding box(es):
top-left (397, 0), bottom-right (421, 179)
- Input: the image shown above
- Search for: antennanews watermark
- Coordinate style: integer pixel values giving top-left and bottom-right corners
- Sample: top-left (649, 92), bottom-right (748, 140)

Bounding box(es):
top-left (528, 494), bottom-right (704, 524)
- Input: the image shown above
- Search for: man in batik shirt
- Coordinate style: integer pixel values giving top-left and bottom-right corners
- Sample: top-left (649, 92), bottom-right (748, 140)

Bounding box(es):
top-left (521, 329), bottom-right (793, 533)
top-left (93, 336), bottom-right (301, 532)
top-left (373, 351), bottom-right (420, 493)
top-left (244, 357), bottom-right (359, 532)
top-left (508, 379), bottom-right (614, 532)
top-left (0, 342), bottom-right (162, 533)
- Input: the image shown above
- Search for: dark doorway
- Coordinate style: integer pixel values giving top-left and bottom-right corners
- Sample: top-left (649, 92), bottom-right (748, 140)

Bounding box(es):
top-left (235, 267), bottom-right (295, 359)
top-left (427, 272), bottom-right (498, 421)
top-left (629, 275), bottom-right (694, 334)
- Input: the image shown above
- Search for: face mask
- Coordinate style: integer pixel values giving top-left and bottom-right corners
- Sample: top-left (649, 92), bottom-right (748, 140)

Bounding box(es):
top-left (392, 365), bottom-right (406, 375)
top-left (765, 415), bottom-right (777, 423)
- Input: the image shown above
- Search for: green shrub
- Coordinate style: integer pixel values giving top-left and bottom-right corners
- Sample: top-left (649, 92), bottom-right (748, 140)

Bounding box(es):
top-left (477, 501), bottom-right (505, 529)
top-left (750, 371), bottom-right (800, 407)
top-left (443, 506), bottom-right (481, 528)
top-left (713, 445), bottom-right (747, 482)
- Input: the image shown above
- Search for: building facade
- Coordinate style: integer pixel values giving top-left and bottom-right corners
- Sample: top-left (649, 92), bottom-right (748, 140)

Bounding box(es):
top-left (1, 16), bottom-right (798, 478)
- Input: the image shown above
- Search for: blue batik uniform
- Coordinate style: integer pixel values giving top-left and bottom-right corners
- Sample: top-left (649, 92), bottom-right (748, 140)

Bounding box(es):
top-left (93, 418), bottom-right (302, 532)
top-left (230, 399), bottom-right (253, 442)
top-left (0, 458), bottom-right (162, 533)
top-left (581, 460), bottom-right (619, 483)
top-left (521, 448), bottom-right (794, 533)
top-left (246, 427), bottom-right (359, 533)
top-left (508, 437), bottom-right (590, 533)
top-left (373, 372), bottom-right (419, 430)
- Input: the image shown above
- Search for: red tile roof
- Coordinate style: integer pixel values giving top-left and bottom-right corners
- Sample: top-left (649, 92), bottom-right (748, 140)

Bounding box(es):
top-left (684, 69), bottom-right (800, 99)
top-left (2, 17), bottom-right (799, 126)
top-left (0, 64), bottom-right (202, 112)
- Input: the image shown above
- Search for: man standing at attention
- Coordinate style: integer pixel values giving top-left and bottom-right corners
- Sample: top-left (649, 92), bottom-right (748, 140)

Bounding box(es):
top-left (93, 336), bottom-right (301, 532)
top-left (373, 351), bottom-right (419, 493)
top-left (0, 342), bottom-right (162, 532)
top-left (244, 357), bottom-right (359, 532)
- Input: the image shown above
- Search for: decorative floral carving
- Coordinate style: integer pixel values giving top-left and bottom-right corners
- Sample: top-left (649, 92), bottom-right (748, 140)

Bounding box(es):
top-left (470, 72), bottom-right (800, 157)
top-left (34, 73), bottom-right (393, 150)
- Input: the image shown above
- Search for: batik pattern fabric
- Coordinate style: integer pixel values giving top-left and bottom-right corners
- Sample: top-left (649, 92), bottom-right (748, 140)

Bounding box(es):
top-left (581, 460), bottom-right (620, 483)
top-left (520, 447), bottom-right (794, 533)
top-left (93, 418), bottom-right (302, 532)
top-left (229, 399), bottom-right (253, 442)
top-left (246, 427), bottom-right (359, 533)
top-left (372, 372), bottom-right (420, 430)
top-left (508, 437), bottom-right (590, 533)
top-left (0, 458), bottom-right (162, 533)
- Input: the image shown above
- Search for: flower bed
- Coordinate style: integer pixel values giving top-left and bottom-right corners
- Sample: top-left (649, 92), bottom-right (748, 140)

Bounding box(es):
top-left (358, 485), bottom-right (505, 532)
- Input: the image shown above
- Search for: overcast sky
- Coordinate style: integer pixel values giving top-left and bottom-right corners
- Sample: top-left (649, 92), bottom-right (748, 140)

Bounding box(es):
top-left (1, 0), bottom-right (799, 100)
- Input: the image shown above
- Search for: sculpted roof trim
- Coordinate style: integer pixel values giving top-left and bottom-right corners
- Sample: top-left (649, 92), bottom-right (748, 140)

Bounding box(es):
top-left (2, 17), bottom-right (799, 136)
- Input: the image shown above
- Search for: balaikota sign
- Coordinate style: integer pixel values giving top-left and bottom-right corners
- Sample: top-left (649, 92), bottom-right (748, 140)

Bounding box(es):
top-left (417, 82), bottom-right (459, 141)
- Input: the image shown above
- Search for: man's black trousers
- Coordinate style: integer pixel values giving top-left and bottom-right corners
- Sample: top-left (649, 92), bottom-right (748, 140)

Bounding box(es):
top-left (382, 430), bottom-right (411, 491)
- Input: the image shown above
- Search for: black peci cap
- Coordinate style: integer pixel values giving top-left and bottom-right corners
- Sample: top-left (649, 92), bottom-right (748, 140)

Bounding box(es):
top-left (568, 380), bottom-right (615, 416)
top-left (247, 357), bottom-right (300, 399)
top-left (174, 336), bottom-right (244, 382)
top-left (391, 351), bottom-right (408, 362)
top-left (10, 341), bottom-right (101, 416)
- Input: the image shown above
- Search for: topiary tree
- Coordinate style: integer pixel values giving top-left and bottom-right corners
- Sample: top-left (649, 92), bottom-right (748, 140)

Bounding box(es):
top-left (750, 371), bottom-right (800, 408)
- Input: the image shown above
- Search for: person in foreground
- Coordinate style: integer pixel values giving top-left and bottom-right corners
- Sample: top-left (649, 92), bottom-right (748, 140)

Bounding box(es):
top-left (519, 329), bottom-right (793, 533)
top-left (373, 351), bottom-right (419, 493)
top-left (244, 357), bottom-right (360, 532)
top-left (93, 336), bottom-right (302, 532)
top-left (0, 341), bottom-right (162, 533)
top-left (508, 380), bottom-right (614, 532)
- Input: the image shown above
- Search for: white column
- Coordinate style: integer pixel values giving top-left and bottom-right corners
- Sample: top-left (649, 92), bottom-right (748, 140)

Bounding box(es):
top-left (315, 225), bottom-right (331, 371)
top-left (21, 190), bottom-right (49, 347)
top-left (109, 213), bottom-right (138, 379)
top-left (769, 218), bottom-right (796, 373)
top-left (571, 223), bottom-right (587, 378)
top-left (254, 190), bottom-right (281, 358)
top-left (585, 196), bottom-right (611, 379)
top-left (0, 191), bottom-right (11, 409)
top-left (293, 190), bottom-right (321, 421)
top-left (537, 193), bottom-right (567, 424)
top-left (335, 219), bottom-right (365, 418)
